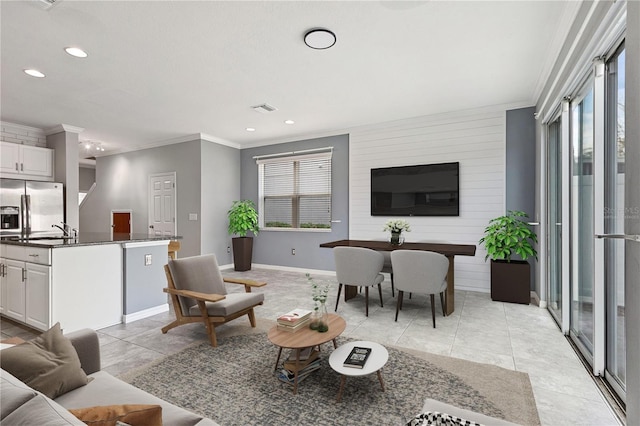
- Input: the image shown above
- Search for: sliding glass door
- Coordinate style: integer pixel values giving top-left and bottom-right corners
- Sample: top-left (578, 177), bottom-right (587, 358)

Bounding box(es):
top-left (605, 46), bottom-right (626, 399)
top-left (548, 116), bottom-right (563, 323)
top-left (570, 86), bottom-right (595, 358)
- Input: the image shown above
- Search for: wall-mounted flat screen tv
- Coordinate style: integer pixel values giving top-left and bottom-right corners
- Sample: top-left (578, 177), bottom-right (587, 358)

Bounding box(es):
top-left (371, 162), bottom-right (459, 216)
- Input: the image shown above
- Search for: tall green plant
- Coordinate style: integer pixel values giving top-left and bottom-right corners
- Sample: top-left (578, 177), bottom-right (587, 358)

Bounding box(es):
top-left (227, 200), bottom-right (259, 237)
top-left (479, 210), bottom-right (538, 262)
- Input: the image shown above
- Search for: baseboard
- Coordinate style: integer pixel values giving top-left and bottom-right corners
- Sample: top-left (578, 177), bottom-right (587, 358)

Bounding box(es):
top-left (220, 263), bottom-right (336, 277)
top-left (123, 304), bottom-right (169, 324)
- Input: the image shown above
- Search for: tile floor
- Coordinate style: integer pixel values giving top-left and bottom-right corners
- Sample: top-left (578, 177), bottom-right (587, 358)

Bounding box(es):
top-left (1, 268), bottom-right (621, 425)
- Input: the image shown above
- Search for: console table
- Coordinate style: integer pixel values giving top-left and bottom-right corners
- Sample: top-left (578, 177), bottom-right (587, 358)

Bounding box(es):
top-left (320, 239), bottom-right (476, 315)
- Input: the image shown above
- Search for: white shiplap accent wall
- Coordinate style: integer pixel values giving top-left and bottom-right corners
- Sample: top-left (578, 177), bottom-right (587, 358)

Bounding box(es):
top-left (349, 108), bottom-right (506, 293)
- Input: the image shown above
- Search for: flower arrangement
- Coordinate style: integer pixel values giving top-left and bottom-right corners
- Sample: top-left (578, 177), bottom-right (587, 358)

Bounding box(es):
top-left (306, 273), bottom-right (330, 332)
top-left (383, 219), bottom-right (411, 234)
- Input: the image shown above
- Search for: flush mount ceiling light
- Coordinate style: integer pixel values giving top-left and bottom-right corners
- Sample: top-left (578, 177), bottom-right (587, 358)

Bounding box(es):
top-left (65, 47), bottom-right (88, 58)
top-left (246, 127), bottom-right (256, 132)
top-left (304, 28), bottom-right (336, 50)
top-left (24, 69), bottom-right (45, 78)
top-left (284, 120), bottom-right (295, 125)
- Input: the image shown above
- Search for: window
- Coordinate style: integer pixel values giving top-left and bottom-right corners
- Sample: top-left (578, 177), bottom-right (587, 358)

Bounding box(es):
top-left (257, 151), bottom-right (332, 230)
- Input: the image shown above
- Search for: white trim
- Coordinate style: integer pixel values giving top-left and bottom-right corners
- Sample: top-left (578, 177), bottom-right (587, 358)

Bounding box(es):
top-left (79, 182), bottom-right (96, 209)
top-left (44, 124), bottom-right (84, 135)
top-left (561, 100), bottom-right (571, 334)
top-left (121, 240), bottom-right (170, 249)
top-left (122, 303), bottom-right (169, 323)
top-left (222, 263), bottom-right (337, 278)
top-left (593, 58), bottom-right (606, 376)
top-left (103, 133), bottom-right (240, 157)
top-left (254, 147), bottom-right (333, 162)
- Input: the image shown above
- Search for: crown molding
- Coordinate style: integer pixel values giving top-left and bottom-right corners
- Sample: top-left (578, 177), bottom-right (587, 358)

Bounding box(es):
top-left (103, 132), bottom-right (240, 157)
top-left (0, 121), bottom-right (46, 136)
top-left (45, 124), bottom-right (85, 135)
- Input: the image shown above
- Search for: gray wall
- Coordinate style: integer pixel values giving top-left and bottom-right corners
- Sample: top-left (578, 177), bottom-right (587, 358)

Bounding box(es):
top-left (79, 140), bottom-right (204, 258)
top-left (625, 1), bottom-right (640, 422)
top-left (79, 166), bottom-right (95, 192)
top-left (123, 243), bottom-right (168, 314)
top-left (47, 131), bottom-right (80, 230)
top-left (506, 106), bottom-right (537, 290)
top-left (200, 140), bottom-right (241, 263)
top-left (240, 134), bottom-right (349, 271)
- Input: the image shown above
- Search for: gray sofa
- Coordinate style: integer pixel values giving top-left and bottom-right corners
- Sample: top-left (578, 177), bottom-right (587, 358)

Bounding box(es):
top-left (1, 329), bottom-right (218, 426)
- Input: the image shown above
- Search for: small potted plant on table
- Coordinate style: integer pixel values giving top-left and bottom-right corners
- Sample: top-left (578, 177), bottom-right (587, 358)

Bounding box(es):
top-left (479, 210), bottom-right (537, 304)
top-left (383, 219), bottom-right (411, 245)
top-left (227, 200), bottom-right (259, 271)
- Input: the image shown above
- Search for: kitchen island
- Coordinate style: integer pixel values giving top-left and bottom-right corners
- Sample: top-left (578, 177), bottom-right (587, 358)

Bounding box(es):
top-left (0, 233), bottom-right (177, 333)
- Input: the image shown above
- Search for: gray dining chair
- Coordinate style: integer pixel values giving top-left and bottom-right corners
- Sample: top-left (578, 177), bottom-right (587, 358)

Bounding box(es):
top-left (333, 246), bottom-right (385, 316)
top-left (390, 250), bottom-right (449, 327)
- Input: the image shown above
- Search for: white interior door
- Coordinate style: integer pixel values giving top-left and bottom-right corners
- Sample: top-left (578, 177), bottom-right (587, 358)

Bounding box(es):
top-left (148, 173), bottom-right (176, 237)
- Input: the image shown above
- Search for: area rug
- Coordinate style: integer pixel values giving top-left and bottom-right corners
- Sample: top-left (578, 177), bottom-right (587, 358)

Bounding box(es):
top-left (120, 333), bottom-right (540, 425)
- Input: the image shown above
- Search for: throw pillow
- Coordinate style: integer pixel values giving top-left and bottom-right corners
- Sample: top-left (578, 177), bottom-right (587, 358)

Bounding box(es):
top-left (0, 322), bottom-right (89, 399)
top-left (69, 404), bottom-right (163, 426)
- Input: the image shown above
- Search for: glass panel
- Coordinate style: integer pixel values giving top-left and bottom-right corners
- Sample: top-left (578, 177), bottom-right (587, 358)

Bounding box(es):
top-left (264, 197), bottom-right (293, 228)
top-left (605, 48), bottom-right (626, 392)
top-left (570, 87), bottom-right (595, 355)
top-left (299, 195), bottom-right (331, 228)
top-left (548, 116), bottom-right (563, 322)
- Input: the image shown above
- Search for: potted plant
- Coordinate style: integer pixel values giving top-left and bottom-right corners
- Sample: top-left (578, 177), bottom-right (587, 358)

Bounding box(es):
top-left (227, 200), bottom-right (259, 271)
top-left (479, 210), bottom-right (537, 304)
top-left (383, 219), bottom-right (411, 245)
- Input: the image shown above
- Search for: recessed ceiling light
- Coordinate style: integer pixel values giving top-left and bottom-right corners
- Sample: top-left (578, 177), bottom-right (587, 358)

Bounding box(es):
top-left (24, 69), bottom-right (45, 78)
top-left (284, 120), bottom-right (295, 125)
top-left (246, 127), bottom-right (256, 132)
top-left (65, 47), bottom-right (88, 58)
top-left (304, 28), bottom-right (336, 50)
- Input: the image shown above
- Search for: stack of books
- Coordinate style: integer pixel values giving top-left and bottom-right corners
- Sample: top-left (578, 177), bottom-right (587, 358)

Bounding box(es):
top-left (276, 308), bottom-right (312, 332)
top-left (277, 347), bottom-right (321, 384)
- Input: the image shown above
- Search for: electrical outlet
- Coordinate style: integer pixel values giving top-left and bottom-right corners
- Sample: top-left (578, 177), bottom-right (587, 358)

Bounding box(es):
top-left (291, 248), bottom-right (296, 255)
top-left (227, 246), bottom-right (231, 253)
top-left (144, 254), bottom-right (152, 266)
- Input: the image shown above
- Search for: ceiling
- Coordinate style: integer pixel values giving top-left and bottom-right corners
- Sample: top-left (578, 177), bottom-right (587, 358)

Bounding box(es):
top-left (0, 1), bottom-right (577, 155)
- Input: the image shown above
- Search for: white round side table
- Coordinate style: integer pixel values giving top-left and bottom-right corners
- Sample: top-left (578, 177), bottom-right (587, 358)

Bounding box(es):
top-left (328, 340), bottom-right (389, 402)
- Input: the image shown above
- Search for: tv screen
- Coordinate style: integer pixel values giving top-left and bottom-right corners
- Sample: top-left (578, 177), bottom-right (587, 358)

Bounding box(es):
top-left (371, 162), bottom-right (459, 216)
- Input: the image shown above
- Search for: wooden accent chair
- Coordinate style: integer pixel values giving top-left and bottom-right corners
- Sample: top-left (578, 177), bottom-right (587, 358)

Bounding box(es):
top-left (390, 250), bottom-right (449, 328)
top-left (167, 240), bottom-right (181, 260)
top-left (162, 254), bottom-right (266, 347)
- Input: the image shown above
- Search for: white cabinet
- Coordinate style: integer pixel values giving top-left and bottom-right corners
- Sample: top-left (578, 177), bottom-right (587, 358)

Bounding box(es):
top-left (0, 244), bottom-right (51, 330)
top-left (25, 263), bottom-right (50, 330)
top-left (0, 142), bottom-right (54, 181)
top-left (5, 259), bottom-right (26, 323)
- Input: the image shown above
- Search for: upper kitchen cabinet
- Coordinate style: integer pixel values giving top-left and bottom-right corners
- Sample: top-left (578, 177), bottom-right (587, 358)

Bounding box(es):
top-left (0, 142), bottom-right (54, 181)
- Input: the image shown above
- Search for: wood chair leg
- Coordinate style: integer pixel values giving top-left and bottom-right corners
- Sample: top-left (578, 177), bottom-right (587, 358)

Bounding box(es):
top-left (365, 286), bottom-right (369, 317)
top-left (378, 283), bottom-right (383, 307)
top-left (439, 292), bottom-right (445, 316)
top-left (395, 291), bottom-right (403, 321)
top-left (335, 284), bottom-right (343, 312)
top-left (430, 294), bottom-right (436, 328)
top-left (391, 273), bottom-right (394, 297)
top-left (248, 308), bottom-right (257, 327)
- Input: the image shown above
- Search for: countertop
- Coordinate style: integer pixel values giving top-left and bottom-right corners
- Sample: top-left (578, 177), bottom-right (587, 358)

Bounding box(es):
top-left (0, 233), bottom-right (180, 248)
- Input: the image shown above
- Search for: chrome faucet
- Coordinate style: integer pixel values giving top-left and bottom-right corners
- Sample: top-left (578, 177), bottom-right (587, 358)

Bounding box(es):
top-left (52, 223), bottom-right (70, 237)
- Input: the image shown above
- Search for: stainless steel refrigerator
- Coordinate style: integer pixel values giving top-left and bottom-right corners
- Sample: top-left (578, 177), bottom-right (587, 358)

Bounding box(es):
top-left (0, 179), bottom-right (64, 236)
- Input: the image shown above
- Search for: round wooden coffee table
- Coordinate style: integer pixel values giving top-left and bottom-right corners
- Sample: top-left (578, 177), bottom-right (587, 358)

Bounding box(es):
top-left (267, 313), bottom-right (346, 394)
top-left (328, 340), bottom-right (388, 402)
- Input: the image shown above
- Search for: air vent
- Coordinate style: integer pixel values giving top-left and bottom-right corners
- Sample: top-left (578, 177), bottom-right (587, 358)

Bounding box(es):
top-left (38, 0), bottom-right (62, 10)
top-left (251, 103), bottom-right (278, 113)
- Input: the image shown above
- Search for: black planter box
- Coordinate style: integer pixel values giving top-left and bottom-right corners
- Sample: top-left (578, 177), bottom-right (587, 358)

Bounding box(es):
top-left (232, 237), bottom-right (253, 271)
top-left (490, 259), bottom-right (530, 304)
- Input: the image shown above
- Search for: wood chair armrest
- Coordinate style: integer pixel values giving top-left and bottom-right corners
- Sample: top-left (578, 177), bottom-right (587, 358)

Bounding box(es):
top-left (223, 277), bottom-right (267, 293)
top-left (163, 287), bottom-right (226, 303)
top-left (223, 277), bottom-right (267, 287)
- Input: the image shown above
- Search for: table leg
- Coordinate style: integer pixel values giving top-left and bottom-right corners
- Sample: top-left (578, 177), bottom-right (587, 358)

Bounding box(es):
top-left (344, 284), bottom-right (357, 301)
top-left (332, 338), bottom-right (338, 349)
top-left (274, 346), bottom-right (283, 372)
top-left (377, 370), bottom-right (385, 392)
top-left (445, 255), bottom-right (455, 316)
top-left (336, 375), bottom-right (347, 402)
top-left (293, 348), bottom-right (301, 394)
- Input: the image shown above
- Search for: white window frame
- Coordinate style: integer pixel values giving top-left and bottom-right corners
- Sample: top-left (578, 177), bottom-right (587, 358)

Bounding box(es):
top-left (257, 151), bottom-right (332, 232)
